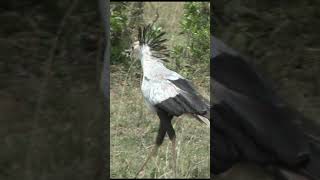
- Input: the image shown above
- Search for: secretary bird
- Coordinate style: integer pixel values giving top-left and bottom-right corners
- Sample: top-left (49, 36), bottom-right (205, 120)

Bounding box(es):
top-left (130, 24), bottom-right (210, 177)
top-left (211, 35), bottom-right (320, 180)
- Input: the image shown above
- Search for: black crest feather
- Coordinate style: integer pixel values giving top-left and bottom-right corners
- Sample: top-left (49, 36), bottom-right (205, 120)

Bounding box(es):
top-left (138, 24), bottom-right (170, 61)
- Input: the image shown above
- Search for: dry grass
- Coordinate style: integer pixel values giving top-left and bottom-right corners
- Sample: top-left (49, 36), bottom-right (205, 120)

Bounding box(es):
top-left (110, 2), bottom-right (210, 178)
top-left (110, 66), bottom-right (210, 178)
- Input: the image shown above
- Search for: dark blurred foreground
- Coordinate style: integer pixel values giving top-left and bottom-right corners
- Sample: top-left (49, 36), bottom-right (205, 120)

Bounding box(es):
top-left (0, 1), bottom-right (107, 179)
top-left (213, 0), bottom-right (320, 179)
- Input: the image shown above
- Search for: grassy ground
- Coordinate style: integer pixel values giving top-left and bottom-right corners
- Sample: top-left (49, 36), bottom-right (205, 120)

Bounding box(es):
top-left (110, 2), bottom-right (210, 178)
top-left (110, 66), bottom-right (210, 179)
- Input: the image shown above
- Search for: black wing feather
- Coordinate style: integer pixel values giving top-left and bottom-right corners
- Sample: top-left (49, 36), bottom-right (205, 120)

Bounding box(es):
top-left (212, 53), bottom-right (282, 105)
top-left (155, 78), bottom-right (209, 117)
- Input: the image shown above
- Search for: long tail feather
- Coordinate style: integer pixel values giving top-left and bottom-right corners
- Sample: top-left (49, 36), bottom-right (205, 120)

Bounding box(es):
top-left (194, 114), bottom-right (210, 127)
top-left (298, 135), bottom-right (320, 180)
top-left (275, 133), bottom-right (320, 180)
top-left (276, 168), bottom-right (310, 180)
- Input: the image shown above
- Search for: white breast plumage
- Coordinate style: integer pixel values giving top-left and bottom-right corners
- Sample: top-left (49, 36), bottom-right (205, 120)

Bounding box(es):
top-left (139, 46), bottom-right (186, 113)
top-left (141, 76), bottom-right (180, 110)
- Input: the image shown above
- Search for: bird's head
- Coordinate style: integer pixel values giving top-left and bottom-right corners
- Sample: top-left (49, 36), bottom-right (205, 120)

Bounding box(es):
top-left (130, 40), bottom-right (142, 60)
top-left (129, 24), bottom-right (170, 62)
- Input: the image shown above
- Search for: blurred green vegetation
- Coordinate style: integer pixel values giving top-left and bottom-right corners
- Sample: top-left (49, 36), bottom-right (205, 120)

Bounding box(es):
top-left (180, 2), bottom-right (210, 63)
top-left (110, 2), bottom-right (130, 66)
top-left (172, 2), bottom-right (210, 76)
top-left (110, 2), bottom-right (210, 78)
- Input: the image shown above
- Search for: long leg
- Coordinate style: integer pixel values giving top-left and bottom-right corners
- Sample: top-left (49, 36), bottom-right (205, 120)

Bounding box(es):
top-left (135, 144), bottom-right (160, 178)
top-left (135, 118), bottom-right (167, 178)
top-left (166, 120), bottom-right (177, 177)
top-left (158, 110), bottom-right (176, 177)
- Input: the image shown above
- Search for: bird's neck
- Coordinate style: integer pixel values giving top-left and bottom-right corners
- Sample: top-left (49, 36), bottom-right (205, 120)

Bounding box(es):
top-left (140, 45), bottom-right (166, 76)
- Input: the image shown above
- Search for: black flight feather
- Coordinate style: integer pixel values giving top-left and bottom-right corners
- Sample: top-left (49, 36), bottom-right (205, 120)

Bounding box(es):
top-left (154, 78), bottom-right (209, 117)
top-left (211, 43), bottom-right (320, 179)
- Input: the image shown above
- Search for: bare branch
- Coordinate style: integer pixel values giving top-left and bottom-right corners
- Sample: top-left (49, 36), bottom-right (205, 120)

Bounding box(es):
top-left (151, 9), bottom-right (159, 27)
